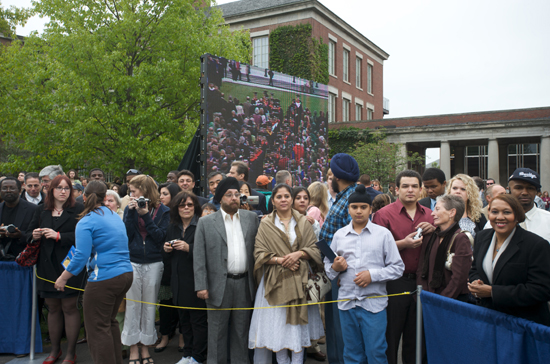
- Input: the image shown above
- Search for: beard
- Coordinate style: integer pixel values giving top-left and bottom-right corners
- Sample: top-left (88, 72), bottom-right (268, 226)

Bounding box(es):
top-left (331, 178), bottom-right (340, 194)
top-left (1, 192), bottom-right (18, 204)
top-left (221, 200), bottom-right (239, 214)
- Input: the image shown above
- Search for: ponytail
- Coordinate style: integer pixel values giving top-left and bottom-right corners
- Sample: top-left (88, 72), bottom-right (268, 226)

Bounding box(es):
top-left (78, 180), bottom-right (108, 220)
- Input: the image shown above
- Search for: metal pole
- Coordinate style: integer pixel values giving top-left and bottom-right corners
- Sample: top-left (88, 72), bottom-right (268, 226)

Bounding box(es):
top-left (30, 265), bottom-right (37, 360)
top-left (416, 285), bottom-right (423, 364)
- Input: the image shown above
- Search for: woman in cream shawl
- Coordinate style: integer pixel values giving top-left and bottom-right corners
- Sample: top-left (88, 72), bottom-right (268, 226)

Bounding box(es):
top-left (248, 184), bottom-right (325, 364)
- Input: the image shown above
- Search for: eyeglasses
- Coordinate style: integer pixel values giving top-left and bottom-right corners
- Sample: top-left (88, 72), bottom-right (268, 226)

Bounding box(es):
top-left (41, 180), bottom-right (50, 184)
top-left (224, 193), bottom-right (241, 199)
top-left (486, 182), bottom-right (494, 186)
top-left (55, 187), bottom-right (71, 192)
top-left (178, 203), bottom-right (195, 208)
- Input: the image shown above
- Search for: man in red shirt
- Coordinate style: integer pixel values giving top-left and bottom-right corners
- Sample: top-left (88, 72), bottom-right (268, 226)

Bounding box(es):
top-left (372, 170), bottom-right (435, 364)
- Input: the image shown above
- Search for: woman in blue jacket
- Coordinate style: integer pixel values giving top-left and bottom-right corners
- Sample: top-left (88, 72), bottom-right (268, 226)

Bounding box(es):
top-left (120, 175), bottom-right (170, 364)
top-left (55, 180), bottom-right (133, 364)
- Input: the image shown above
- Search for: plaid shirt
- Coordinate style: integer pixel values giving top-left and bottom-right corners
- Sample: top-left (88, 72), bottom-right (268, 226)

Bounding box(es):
top-left (319, 183), bottom-right (357, 246)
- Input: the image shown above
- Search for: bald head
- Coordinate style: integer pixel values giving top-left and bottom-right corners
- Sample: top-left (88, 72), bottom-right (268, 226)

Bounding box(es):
top-left (486, 184), bottom-right (506, 203)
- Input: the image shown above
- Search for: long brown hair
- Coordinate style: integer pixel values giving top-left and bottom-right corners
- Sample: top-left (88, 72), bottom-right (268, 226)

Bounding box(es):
top-left (128, 175), bottom-right (160, 208)
top-left (79, 181), bottom-right (110, 219)
top-left (44, 175), bottom-right (75, 211)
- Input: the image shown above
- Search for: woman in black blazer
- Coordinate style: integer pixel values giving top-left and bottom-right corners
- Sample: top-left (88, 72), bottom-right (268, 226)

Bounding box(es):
top-left (468, 194), bottom-right (550, 326)
top-left (163, 191), bottom-right (207, 364)
top-left (28, 175), bottom-right (85, 364)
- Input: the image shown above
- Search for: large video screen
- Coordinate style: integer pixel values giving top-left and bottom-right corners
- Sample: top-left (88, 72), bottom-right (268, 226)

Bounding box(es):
top-left (201, 54), bottom-right (329, 190)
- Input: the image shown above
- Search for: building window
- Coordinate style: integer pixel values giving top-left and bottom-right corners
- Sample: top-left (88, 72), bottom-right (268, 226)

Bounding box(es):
top-left (342, 98), bottom-right (350, 122)
top-left (253, 36), bottom-right (269, 69)
top-left (343, 49), bottom-right (349, 83)
top-left (508, 143), bottom-right (540, 175)
top-left (356, 57), bottom-right (362, 88)
top-left (367, 107), bottom-right (373, 120)
top-left (367, 63), bottom-right (373, 94)
top-left (328, 41), bottom-right (336, 76)
top-left (355, 104), bottom-right (362, 120)
top-left (465, 146), bottom-right (488, 179)
top-left (328, 93), bottom-right (336, 123)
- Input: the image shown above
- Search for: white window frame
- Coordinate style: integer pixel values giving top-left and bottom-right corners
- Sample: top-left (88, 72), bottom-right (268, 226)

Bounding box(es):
top-left (356, 57), bottom-right (362, 89)
top-left (342, 97), bottom-right (350, 122)
top-left (355, 103), bottom-right (362, 120)
top-left (328, 92), bottom-right (337, 123)
top-left (367, 62), bottom-right (373, 94)
top-left (343, 49), bottom-right (350, 83)
top-left (328, 40), bottom-right (336, 76)
top-left (252, 36), bottom-right (269, 69)
top-left (367, 107), bottom-right (373, 120)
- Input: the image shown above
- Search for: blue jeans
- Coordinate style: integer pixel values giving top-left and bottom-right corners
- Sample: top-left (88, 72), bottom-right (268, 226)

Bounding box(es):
top-left (339, 307), bottom-right (388, 364)
top-left (326, 279), bottom-right (345, 363)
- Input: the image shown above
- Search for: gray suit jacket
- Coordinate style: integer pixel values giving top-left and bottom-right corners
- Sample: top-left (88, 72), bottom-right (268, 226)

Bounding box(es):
top-left (193, 209), bottom-right (259, 307)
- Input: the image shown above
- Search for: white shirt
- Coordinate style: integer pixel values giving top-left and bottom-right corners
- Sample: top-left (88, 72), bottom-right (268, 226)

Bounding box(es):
top-left (220, 208), bottom-right (248, 274)
top-left (25, 191), bottom-right (42, 205)
top-left (482, 228), bottom-right (515, 284)
top-left (484, 205), bottom-right (550, 242)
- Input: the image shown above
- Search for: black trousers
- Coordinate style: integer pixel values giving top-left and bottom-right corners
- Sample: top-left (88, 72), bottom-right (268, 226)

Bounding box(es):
top-left (158, 297), bottom-right (179, 336)
top-left (179, 308), bottom-right (208, 363)
top-left (386, 276), bottom-right (417, 364)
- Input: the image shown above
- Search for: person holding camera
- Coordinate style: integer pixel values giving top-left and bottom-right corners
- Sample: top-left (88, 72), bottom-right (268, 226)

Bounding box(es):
top-left (0, 177), bottom-right (37, 259)
top-left (164, 191), bottom-right (207, 364)
top-left (121, 175), bottom-right (170, 364)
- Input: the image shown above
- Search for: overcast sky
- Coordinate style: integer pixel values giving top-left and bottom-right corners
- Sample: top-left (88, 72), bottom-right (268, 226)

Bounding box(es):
top-left (5, 0), bottom-right (550, 162)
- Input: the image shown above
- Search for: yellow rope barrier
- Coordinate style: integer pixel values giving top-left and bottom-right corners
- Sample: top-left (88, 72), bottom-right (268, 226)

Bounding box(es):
top-left (37, 272), bottom-right (412, 311)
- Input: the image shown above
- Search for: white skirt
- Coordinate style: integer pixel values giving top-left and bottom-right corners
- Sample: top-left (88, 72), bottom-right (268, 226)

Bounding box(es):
top-left (248, 276), bottom-right (324, 353)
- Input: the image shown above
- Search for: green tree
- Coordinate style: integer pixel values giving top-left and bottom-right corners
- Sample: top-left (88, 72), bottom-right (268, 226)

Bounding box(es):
top-left (0, 1), bottom-right (31, 38)
top-left (327, 127), bottom-right (372, 157)
top-left (0, 0), bottom-right (250, 177)
top-left (351, 130), bottom-right (424, 186)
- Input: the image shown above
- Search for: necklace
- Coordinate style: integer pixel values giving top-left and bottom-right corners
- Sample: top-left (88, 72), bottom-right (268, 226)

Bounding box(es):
top-left (54, 207), bottom-right (63, 214)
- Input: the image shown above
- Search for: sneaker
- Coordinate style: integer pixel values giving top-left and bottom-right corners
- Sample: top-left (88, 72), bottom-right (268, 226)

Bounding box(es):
top-left (188, 358), bottom-right (201, 364)
top-left (176, 357), bottom-right (191, 364)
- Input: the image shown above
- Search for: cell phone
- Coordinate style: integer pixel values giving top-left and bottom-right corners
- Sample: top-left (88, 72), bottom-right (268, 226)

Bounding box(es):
top-left (413, 227), bottom-right (423, 240)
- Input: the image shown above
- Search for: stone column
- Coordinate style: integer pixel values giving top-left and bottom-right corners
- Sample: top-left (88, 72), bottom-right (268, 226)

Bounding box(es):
top-left (399, 143), bottom-right (408, 170)
top-left (541, 136), bottom-right (550, 192)
top-left (440, 141), bottom-right (451, 181)
top-left (487, 138), bottom-right (499, 184)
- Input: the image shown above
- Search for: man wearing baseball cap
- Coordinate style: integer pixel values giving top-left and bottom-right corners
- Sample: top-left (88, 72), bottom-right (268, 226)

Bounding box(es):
top-left (504, 168), bottom-right (550, 241)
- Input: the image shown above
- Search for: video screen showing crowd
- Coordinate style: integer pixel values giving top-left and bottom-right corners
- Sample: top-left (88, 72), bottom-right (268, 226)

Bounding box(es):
top-left (204, 54), bottom-right (329, 188)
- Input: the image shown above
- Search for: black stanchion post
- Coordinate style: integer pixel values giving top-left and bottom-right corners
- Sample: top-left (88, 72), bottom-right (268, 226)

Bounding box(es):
top-left (416, 285), bottom-right (423, 364)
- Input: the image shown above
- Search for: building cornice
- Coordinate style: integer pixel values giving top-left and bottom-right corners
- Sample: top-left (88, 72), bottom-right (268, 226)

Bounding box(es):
top-left (221, 0), bottom-right (389, 63)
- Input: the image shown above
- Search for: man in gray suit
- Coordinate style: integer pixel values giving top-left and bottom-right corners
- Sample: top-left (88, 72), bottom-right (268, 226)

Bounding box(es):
top-left (194, 177), bottom-right (259, 364)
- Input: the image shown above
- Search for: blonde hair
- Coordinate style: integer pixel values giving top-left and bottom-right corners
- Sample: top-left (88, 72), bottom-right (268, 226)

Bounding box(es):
top-left (307, 181), bottom-right (329, 218)
top-left (446, 174), bottom-right (483, 222)
top-left (128, 175), bottom-right (160, 208)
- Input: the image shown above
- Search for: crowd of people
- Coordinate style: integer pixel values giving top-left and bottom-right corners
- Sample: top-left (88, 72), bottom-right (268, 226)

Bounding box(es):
top-left (1, 156), bottom-right (550, 364)
top-left (206, 55), bottom-right (329, 188)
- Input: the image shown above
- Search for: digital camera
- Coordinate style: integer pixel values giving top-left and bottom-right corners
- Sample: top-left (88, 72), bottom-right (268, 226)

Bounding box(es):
top-left (0, 224), bottom-right (16, 234)
top-left (240, 194), bottom-right (259, 205)
top-left (136, 196), bottom-right (150, 209)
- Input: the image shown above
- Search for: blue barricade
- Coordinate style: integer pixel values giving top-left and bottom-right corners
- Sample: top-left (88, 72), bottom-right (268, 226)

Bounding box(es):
top-left (0, 262), bottom-right (43, 355)
top-left (421, 291), bottom-right (550, 364)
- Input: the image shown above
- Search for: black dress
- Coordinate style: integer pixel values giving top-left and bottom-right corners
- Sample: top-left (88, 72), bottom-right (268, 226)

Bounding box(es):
top-left (166, 216), bottom-right (207, 363)
top-left (27, 203), bottom-right (86, 298)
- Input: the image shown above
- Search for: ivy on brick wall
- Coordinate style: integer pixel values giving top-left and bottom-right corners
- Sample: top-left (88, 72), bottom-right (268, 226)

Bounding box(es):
top-left (269, 23), bottom-right (329, 84)
top-left (327, 127), bottom-right (373, 157)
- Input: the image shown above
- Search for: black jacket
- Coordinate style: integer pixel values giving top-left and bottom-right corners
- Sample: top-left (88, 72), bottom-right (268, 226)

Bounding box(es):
top-left (418, 197), bottom-right (432, 210)
top-left (0, 199), bottom-right (38, 257)
top-left (27, 203), bottom-right (86, 293)
top-left (20, 190), bottom-right (45, 205)
top-left (469, 226), bottom-right (550, 326)
top-left (165, 216), bottom-right (205, 308)
top-left (123, 203), bottom-right (170, 264)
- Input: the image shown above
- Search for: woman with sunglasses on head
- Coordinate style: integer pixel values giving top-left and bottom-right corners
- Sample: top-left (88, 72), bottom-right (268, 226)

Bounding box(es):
top-left (164, 191), bottom-right (207, 364)
top-left (155, 182), bottom-right (184, 353)
top-left (121, 175), bottom-right (170, 364)
top-left (54, 181), bottom-right (133, 364)
top-left (27, 175), bottom-right (85, 364)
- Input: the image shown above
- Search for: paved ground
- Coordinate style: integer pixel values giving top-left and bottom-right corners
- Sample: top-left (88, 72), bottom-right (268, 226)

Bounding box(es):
top-left (0, 340), bottom-right (327, 364)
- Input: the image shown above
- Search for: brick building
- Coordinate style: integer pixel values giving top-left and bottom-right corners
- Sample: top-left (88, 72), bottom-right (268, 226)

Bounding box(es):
top-left (330, 106), bottom-right (550, 190)
top-left (218, 0), bottom-right (390, 122)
